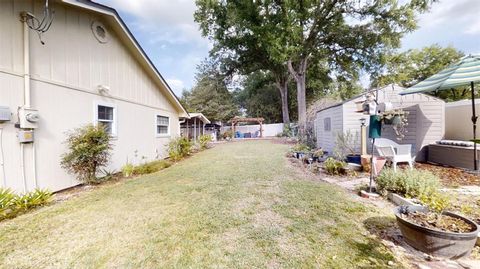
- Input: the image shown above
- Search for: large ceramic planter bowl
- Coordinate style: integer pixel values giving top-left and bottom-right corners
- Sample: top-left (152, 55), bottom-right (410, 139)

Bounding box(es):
top-left (395, 205), bottom-right (479, 259)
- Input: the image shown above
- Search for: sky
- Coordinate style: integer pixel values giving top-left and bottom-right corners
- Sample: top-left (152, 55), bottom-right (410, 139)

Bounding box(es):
top-left (97, 0), bottom-right (480, 96)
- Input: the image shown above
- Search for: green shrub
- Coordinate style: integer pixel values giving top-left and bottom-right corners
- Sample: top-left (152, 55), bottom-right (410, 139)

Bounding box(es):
top-left (168, 137), bottom-right (193, 162)
top-left (0, 188), bottom-right (17, 218)
top-left (376, 168), bottom-right (441, 198)
top-left (324, 158), bottom-right (347, 175)
top-left (61, 124), bottom-right (113, 184)
top-left (198, 134), bottom-right (212, 150)
top-left (122, 163), bottom-right (135, 177)
top-left (0, 188), bottom-right (52, 220)
top-left (133, 160), bottom-right (171, 175)
top-left (419, 191), bottom-right (451, 214)
top-left (291, 143), bottom-right (311, 152)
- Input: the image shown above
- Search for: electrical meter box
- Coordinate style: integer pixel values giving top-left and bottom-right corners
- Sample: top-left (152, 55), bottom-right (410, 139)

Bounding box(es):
top-left (18, 107), bottom-right (40, 129)
top-left (18, 130), bottom-right (34, 143)
top-left (0, 106), bottom-right (11, 122)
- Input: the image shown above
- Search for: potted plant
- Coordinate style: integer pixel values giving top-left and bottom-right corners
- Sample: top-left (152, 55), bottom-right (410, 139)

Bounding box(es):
top-left (291, 143), bottom-right (311, 159)
top-left (312, 149), bottom-right (324, 162)
top-left (395, 192), bottom-right (479, 259)
top-left (333, 131), bottom-right (361, 164)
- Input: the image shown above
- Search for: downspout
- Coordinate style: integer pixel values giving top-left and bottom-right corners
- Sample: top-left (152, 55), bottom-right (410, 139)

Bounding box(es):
top-left (21, 12), bottom-right (31, 108)
top-left (0, 128), bottom-right (6, 188)
top-left (21, 12), bottom-right (38, 191)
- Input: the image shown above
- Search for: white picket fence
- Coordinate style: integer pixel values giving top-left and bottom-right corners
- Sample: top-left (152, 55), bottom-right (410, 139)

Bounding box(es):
top-left (221, 123), bottom-right (284, 137)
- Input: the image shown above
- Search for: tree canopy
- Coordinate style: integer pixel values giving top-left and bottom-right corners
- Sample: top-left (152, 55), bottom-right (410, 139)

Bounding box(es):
top-left (371, 44), bottom-right (473, 101)
top-left (181, 59), bottom-right (239, 122)
top-left (195, 0), bottom-right (436, 135)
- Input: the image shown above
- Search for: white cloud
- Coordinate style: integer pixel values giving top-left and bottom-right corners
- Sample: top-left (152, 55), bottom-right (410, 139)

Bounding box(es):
top-left (98, 0), bottom-right (206, 45)
top-left (418, 0), bottom-right (480, 35)
top-left (166, 78), bottom-right (186, 94)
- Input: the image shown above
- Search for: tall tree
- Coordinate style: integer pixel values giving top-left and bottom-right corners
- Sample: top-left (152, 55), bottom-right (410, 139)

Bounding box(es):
top-left (371, 45), bottom-right (468, 101)
top-left (195, 1), bottom-right (292, 123)
top-left (195, 0), bottom-right (435, 135)
top-left (280, 0), bottom-right (435, 134)
top-left (181, 59), bottom-right (239, 122)
top-left (234, 71), bottom-right (296, 124)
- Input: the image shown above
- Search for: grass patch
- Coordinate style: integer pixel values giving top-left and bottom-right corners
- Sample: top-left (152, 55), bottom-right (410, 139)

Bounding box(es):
top-left (0, 141), bottom-right (401, 268)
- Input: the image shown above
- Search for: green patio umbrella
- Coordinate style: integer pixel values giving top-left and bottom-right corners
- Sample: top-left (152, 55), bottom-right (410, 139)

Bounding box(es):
top-left (400, 54), bottom-right (480, 171)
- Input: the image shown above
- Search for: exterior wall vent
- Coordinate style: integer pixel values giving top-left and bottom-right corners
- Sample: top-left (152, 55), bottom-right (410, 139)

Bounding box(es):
top-left (91, 21), bottom-right (109, 44)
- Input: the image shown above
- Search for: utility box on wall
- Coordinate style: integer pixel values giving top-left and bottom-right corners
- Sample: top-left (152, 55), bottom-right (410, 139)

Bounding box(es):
top-left (0, 106), bottom-right (11, 122)
top-left (18, 130), bottom-right (34, 143)
top-left (18, 107), bottom-right (40, 129)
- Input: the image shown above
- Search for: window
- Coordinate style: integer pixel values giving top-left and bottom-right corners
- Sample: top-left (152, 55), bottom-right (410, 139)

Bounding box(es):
top-left (324, 117), bottom-right (331, 132)
top-left (96, 104), bottom-right (116, 136)
top-left (156, 115), bottom-right (169, 136)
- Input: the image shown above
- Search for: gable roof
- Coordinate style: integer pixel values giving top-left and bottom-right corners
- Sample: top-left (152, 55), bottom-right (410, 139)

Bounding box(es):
top-left (62, 0), bottom-right (188, 117)
top-left (316, 84), bottom-right (444, 114)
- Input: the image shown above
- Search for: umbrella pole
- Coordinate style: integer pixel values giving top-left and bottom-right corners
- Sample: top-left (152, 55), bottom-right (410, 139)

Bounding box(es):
top-left (472, 82), bottom-right (478, 171)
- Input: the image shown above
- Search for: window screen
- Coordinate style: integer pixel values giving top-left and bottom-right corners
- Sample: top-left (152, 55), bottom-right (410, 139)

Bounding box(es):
top-left (156, 115), bottom-right (169, 135)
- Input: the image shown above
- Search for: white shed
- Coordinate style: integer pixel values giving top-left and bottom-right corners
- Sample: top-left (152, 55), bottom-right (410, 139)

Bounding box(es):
top-left (314, 84), bottom-right (445, 162)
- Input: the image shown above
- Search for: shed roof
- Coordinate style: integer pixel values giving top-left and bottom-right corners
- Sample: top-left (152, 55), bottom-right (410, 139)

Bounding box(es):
top-left (315, 84), bottom-right (443, 114)
top-left (61, 0), bottom-right (188, 117)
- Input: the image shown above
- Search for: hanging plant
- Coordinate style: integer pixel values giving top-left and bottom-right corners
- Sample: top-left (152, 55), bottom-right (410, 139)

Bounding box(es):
top-left (380, 109), bottom-right (409, 139)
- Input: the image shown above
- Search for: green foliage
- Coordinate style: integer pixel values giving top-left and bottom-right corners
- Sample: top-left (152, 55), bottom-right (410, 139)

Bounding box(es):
top-left (233, 71), bottom-right (284, 124)
top-left (371, 45), bottom-right (472, 101)
top-left (168, 137), bottom-right (193, 162)
top-left (180, 58), bottom-right (239, 123)
top-left (133, 160), bottom-right (172, 176)
top-left (61, 124), bottom-right (113, 184)
top-left (333, 131), bottom-right (359, 160)
top-left (324, 158), bottom-right (347, 175)
top-left (291, 143), bottom-right (311, 152)
top-left (419, 191), bottom-right (451, 214)
top-left (195, 0), bottom-right (434, 131)
top-left (121, 163), bottom-right (135, 177)
top-left (0, 188), bottom-right (52, 220)
top-left (198, 135), bottom-right (212, 150)
top-left (376, 168), bottom-right (441, 198)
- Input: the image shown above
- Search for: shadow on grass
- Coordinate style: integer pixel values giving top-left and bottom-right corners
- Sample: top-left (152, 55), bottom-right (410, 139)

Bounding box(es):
top-left (364, 216), bottom-right (404, 246)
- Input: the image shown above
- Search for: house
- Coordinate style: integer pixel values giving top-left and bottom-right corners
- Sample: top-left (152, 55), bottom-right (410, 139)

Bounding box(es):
top-left (314, 84), bottom-right (445, 162)
top-left (180, 113), bottom-right (211, 141)
top-left (0, 0), bottom-right (188, 193)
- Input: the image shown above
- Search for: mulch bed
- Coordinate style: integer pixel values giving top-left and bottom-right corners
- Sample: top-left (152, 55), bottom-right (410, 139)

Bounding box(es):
top-left (415, 163), bottom-right (480, 186)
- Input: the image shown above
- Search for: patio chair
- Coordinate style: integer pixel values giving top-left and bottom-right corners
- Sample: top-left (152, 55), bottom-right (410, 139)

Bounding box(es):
top-left (374, 138), bottom-right (414, 172)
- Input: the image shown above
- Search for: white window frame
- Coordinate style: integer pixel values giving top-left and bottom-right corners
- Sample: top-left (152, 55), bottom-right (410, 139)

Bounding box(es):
top-left (94, 101), bottom-right (117, 137)
top-left (155, 114), bottom-right (170, 137)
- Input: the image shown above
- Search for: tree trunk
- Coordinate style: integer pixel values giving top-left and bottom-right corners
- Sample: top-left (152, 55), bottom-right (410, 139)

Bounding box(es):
top-left (275, 77), bottom-right (290, 124)
top-left (287, 58), bottom-right (308, 136)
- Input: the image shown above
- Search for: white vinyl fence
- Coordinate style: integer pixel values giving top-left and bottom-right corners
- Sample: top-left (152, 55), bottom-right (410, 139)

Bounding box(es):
top-left (221, 123), bottom-right (284, 137)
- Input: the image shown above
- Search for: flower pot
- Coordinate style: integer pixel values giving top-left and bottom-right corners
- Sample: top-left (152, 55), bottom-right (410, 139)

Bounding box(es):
top-left (395, 205), bottom-right (479, 259)
top-left (346, 154), bottom-right (361, 165)
top-left (373, 157), bottom-right (386, 176)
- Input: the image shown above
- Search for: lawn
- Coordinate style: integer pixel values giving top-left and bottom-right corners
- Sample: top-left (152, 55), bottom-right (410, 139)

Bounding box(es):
top-left (0, 140), bottom-right (400, 268)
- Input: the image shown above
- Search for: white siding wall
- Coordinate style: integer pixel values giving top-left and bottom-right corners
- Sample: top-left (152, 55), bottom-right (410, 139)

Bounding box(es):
top-left (0, 1), bottom-right (181, 192)
top-left (445, 101), bottom-right (480, 141)
top-left (314, 106), bottom-right (343, 154)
